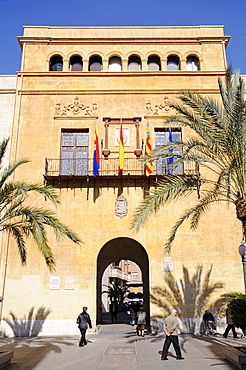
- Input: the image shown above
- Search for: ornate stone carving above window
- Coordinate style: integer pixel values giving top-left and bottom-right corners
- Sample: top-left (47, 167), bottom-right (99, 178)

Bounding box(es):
top-left (146, 97), bottom-right (170, 115)
top-left (55, 96), bottom-right (97, 117)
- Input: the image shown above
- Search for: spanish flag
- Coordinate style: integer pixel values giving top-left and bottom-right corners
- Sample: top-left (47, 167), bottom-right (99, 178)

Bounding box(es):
top-left (93, 128), bottom-right (100, 176)
top-left (145, 122), bottom-right (153, 176)
top-left (118, 120), bottom-right (124, 175)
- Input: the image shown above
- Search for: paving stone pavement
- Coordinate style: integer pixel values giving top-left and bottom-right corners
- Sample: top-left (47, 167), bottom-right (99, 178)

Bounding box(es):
top-left (0, 323), bottom-right (244, 369)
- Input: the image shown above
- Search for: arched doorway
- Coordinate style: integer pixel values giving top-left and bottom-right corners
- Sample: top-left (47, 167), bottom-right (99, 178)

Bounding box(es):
top-left (96, 237), bottom-right (149, 324)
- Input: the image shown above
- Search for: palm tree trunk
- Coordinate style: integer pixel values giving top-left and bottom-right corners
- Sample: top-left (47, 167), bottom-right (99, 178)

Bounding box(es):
top-left (235, 198), bottom-right (246, 293)
top-left (235, 198), bottom-right (246, 239)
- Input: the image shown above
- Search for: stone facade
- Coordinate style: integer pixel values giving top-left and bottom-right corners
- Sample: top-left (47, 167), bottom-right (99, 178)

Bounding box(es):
top-left (0, 75), bottom-right (17, 164)
top-left (0, 75), bottom-right (17, 324)
top-left (0, 26), bottom-right (243, 336)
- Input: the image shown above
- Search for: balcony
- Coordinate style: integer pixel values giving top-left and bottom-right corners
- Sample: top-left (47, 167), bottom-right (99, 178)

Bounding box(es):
top-left (108, 269), bottom-right (129, 281)
top-left (108, 268), bottom-right (129, 282)
top-left (44, 157), bottom-right (197, 178)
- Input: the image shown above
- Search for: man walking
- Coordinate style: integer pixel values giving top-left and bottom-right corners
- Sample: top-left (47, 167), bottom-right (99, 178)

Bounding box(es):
top-left (76, 306), bottom-right (92, 347)
top-left (223, 307), bottom-right (237, 338)
top-left (161, 309), bottom-right (184, 360)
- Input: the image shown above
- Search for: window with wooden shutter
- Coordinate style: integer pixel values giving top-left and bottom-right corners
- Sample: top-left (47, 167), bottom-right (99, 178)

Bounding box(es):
top-left (61, 130), bottom-right (89, 175)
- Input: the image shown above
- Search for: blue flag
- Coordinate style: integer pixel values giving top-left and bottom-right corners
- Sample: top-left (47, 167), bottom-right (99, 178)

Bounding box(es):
top-left (167, 127), bottom-right (173, 174)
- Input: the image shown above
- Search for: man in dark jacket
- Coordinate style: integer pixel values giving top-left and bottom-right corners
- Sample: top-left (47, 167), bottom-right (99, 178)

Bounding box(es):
top-left (76, 306), bottom-right (92, 347)
top-left (203, 309), bottom-right (216, 335)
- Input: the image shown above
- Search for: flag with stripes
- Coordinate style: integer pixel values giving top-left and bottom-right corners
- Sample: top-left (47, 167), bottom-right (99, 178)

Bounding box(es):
top-left (118, 120), bottom-right (124, 175)
top-left (145, 122), bottom-right (153, 176)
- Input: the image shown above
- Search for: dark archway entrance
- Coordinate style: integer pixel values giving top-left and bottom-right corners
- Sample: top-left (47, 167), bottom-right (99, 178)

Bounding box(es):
top-left (96, 237), bottom-right (149, 324)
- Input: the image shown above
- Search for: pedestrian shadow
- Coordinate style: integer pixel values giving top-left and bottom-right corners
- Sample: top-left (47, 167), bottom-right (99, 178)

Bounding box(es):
top-left (156, 334), bottom-right (230, 363)
top-left (158, 350), bottom-right (176, 359)
top-left (124, 331), bottom-right (239, 366)
top-left (3, 306), bottom-right (52, 337)
top-left (125, 332), bottom-right (165, 343)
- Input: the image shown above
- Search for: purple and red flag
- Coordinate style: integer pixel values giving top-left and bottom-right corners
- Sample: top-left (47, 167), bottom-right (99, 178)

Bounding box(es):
top-left (93, 128), bottom-right (100, 176)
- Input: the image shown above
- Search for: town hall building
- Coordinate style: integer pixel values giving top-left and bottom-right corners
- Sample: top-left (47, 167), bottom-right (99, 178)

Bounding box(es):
top-left (0, 25), bottom-right (243, 335)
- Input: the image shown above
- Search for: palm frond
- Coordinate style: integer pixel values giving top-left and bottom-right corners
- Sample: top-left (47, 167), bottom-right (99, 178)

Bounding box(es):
top-left (164, 196), bottom-right (226, 252)
top-left (221, 291), bottom-right (246, 299)
top-left (131, 175), bottom-right (200, 232)
top-left (132, 68), bottom-right (246, 251)
top-left (0, 138), bottom-right (10, 167)
top-left (10, 226), bottom-right (27, 264)
top-left (0, 139), bottom-right (82, 270)
top-left (0, 182), bottom-right (60, 204)
top-left (0, 160), bottom-right (30, 188)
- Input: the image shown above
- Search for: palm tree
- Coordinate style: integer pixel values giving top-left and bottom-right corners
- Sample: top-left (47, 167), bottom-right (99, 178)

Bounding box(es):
top-left (103, 279), bottom-right (129, 305)
top-left (0, 138), bottom-right (81, 271)
top-left (132, 69), bottom-right (246, 251)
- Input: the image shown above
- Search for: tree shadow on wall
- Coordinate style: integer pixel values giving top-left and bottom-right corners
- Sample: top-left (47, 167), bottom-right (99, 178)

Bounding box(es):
top-left (150, 264), bottom-right (225, 334)
top-left (4, 306), bottom-right (52, 337)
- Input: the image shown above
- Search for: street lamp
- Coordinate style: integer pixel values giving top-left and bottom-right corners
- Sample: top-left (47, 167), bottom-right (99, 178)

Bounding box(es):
top-left (238, 240), bottom-right (246, 293)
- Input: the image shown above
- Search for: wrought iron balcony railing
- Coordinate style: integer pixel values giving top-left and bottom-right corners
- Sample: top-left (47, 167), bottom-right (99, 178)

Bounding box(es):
top-left (44, 157), bottom-right (197, 177)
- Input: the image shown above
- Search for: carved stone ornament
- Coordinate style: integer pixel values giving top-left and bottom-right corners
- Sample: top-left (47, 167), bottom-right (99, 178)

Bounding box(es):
top-left (55, 97), bottom-right (97, 116)
top-left (146, 96), bottom-right (170, 115)
top-left (115, 194), bottom-right (128, 219)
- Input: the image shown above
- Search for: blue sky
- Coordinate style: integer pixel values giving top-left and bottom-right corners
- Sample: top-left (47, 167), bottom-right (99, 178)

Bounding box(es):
top-left (0, 0), bottom-right (245, 75)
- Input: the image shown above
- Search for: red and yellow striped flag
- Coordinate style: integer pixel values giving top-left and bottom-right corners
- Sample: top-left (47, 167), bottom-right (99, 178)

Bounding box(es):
top-left (118, 120), bottom-right (124, 175)
top-left (145, 122), bottom-right (153, 176)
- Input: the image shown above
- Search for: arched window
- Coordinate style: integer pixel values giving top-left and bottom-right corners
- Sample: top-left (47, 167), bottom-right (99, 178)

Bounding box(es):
top-left (108, 56), bottom-right (122, 72)
top-left (128, 55), bottom-right (141, 71)
top-left (49, 55), bottom-right (63, 71)
top-left (167, 55), bottom-right (180, 71)
top-left (70, 55), bottom-right (83, 71)
top-left (147, 55), bottom-right (161, 71)
top-left (89, 55), bottom-right (102, 71)
top-left (186, 56), bottom-right (200, 71)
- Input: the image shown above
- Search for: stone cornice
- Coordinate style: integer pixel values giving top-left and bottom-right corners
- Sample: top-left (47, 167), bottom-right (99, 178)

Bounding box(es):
top-left (54, 116), bottom-right (98, 120)
top-left (16, 71), bottom-right (227, 77)
top-left (16, 89), bottom-right (221, 95)
top-left (18, 36), bottom-right (230, 46)
top-left (0, 89), bottom-right (16, 94)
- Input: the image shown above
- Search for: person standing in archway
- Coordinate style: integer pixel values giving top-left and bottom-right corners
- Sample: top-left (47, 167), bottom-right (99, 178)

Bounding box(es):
top-left (110, 301), bottom-right (118, 323)
top-left (136, 306), bottom-right (146, 337)
top-left (76, 307), bottom-right (92, 347)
